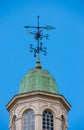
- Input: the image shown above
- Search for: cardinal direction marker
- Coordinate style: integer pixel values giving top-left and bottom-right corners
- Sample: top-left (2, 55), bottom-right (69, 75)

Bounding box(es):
top-left (24, 16), bottom-right (55, 60)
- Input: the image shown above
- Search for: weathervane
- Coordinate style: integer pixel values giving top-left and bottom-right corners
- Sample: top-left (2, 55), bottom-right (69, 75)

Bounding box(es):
top-left (24, 16), bottom-right (55, 61)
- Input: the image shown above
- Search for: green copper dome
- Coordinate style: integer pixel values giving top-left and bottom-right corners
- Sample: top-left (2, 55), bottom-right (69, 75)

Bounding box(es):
top-left (19, 64), bottom-right (58, 94)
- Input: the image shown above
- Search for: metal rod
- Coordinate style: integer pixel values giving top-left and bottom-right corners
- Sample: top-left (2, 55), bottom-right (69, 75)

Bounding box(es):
top-left (37, 16), bottom-right (40, 61)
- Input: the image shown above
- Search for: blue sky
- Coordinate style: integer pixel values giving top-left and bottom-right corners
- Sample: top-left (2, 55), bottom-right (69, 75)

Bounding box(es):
top-left (0, 0), bottom-right (84, 130)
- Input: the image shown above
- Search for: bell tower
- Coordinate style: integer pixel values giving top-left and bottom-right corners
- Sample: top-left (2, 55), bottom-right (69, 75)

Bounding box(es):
top-left (6, 16), bottom-right (71, 130)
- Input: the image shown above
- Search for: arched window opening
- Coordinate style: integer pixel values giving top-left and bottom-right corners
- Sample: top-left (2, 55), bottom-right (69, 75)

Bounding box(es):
top-left (61, 115), bottom-right (66, 130)
top-left (12, 116), bottom-right (16, 130)
top-left (23, 109), bottom-right (34, 130)
top-left (42, 110), bottom-right (54, 130)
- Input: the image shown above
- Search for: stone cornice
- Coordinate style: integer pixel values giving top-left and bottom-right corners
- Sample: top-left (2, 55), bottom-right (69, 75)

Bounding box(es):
top-left (6, 91), bottom-right (71, 111)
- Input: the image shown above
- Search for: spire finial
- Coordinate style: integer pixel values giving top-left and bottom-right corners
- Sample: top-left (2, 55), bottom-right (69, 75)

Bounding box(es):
top-left (24, 16), bottom-right (55, 68)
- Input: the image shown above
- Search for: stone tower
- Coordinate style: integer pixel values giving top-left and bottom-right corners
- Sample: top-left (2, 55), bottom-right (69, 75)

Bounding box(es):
top-left (6, 17), bottom-right (71, 130)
